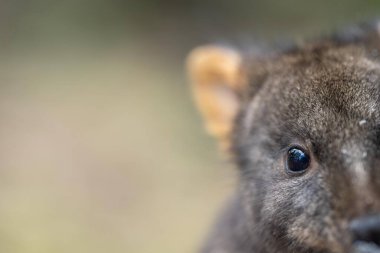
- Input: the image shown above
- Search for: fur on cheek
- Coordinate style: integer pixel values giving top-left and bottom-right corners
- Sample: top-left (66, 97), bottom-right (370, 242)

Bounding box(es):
top-left (288, 213), bottom-right (345, 252)
top-left (261, 179), bottom-right (350, 253)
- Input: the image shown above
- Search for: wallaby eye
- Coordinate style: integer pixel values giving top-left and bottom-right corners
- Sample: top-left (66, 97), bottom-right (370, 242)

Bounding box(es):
top-left (286, 147), bottom-right (310, 175)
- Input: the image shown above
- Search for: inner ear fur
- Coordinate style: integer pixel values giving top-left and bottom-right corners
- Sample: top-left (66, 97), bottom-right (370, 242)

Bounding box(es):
top-left (186, 45), bottom-right (247, 150)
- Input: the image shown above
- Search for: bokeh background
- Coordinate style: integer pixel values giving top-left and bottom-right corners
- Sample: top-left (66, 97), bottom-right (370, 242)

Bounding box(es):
top-left (1, 1), bottom-right (380, 252)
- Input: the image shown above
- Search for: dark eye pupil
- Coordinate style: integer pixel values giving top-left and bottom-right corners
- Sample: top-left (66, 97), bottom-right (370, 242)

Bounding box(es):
top-left (287, 148), bottom-right (310, 173)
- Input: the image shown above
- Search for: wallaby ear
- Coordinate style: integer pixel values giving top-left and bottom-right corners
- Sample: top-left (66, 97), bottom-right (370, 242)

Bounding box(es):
top-left (186, 45), bottom-right (247, 150)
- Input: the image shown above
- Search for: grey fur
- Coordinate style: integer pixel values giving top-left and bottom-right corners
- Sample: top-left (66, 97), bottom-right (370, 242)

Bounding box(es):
top-left (199, 22), bottom-right (380, 253)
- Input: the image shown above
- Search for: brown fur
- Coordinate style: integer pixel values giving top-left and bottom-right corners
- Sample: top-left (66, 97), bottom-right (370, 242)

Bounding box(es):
top-left (187, 21), bottom-right (380, 253)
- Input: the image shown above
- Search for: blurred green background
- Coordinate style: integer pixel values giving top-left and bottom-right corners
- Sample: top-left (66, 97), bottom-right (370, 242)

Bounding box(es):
top-left (1, 1), bottom-right (380, 252)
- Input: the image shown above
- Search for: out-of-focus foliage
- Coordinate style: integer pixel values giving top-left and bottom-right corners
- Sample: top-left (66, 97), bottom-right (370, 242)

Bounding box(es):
top-left (0, 1), bottom-right (379, 252)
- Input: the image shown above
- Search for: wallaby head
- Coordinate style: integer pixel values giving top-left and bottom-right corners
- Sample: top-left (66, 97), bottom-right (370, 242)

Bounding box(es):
top-left (187, 22), bottom-right (380, 253)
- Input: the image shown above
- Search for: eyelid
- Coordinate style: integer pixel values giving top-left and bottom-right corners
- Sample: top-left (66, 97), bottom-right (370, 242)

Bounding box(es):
top-left (284, 142), bottom-right (308, 153)
top-left (272, 142), bottom-right (304, 159)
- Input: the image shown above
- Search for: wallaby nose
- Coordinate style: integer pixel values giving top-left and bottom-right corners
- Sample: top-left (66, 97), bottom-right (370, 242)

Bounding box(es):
top-left (350, 215), bottom-right (380, 250)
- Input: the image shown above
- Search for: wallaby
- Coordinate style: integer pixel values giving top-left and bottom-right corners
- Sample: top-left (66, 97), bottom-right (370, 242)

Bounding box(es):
top-left (187, 22), bottom-right (380, 253)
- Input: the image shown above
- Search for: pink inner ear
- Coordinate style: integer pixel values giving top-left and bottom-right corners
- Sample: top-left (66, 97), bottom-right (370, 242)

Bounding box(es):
top-left (197, 83), bottom-right (239, 150)
top-left (187, 45), bottom-right (247, 150)
top-left (213, 84), bottom-right (239, 123)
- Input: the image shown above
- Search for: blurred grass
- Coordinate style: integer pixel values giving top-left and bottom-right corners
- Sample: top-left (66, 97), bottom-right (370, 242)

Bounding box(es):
top-left (0, 43), bottom-right (235, 253)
